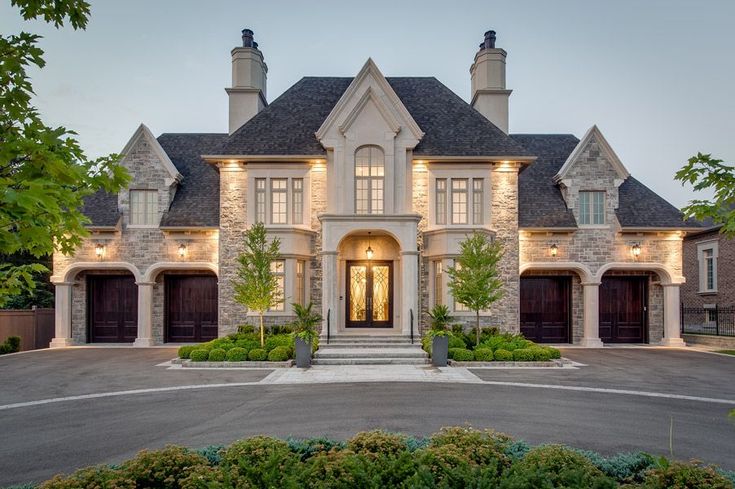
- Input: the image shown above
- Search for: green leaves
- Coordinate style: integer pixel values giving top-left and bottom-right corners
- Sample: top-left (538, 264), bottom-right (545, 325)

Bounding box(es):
top-left (11, 0), bottom-right (92, 30)
top-left (675, 153), bottom-right (735, 236)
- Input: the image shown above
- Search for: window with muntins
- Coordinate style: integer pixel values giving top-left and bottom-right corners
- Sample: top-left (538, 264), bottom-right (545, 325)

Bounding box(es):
top-left (472, 178), bottom-right (484, 225)
top-left (292, 179), bottom-right (304, 225)
top-left (270, 179), bottom-right (288, 224)
top-left (704, 248), bottom-right (715, 291)
top-left (296, 260), bottom-right (305, 306)
top-left (579, 191), bottom-right (605, 225)
top-left (355, 146), bottom-right (384, 214)
top-left (434, 261), bottom-right (443, 306)
top-left (270, 260), bottom-right (285, 312)
top-left (435, 179), bottom-right (447, 225)
top-left (255, 178), bottom-right (266, 223)
top-left (129, 190), bottom-right (158, 226)
top-left (451, 179), bottom-right (468, 224)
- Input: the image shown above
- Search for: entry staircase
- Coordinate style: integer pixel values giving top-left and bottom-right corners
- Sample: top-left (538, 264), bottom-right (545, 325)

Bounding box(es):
top-left (312, 335), bottom-right (429, 365)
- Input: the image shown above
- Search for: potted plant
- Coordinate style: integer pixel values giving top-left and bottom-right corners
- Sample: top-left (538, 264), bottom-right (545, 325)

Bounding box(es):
top-left (428, 304), bottom-right (452, 367)
top-left (292, 302), bottom-right (321, 368)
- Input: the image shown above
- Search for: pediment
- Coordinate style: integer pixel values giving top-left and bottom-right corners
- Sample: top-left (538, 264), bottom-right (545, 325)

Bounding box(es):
top-left (554, 125), bottom-right (630, 184)
top-left (121, 123), bottom-right (182, 185)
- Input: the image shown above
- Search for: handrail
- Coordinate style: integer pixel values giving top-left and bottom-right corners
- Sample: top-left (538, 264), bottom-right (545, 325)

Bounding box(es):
top-left (327, 309), bottom-right (331, 345)
top-left (410, 308), bottom-right (414, 344)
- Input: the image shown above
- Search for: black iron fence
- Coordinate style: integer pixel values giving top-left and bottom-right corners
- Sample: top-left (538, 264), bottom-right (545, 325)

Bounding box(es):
top-left (681, 304), bottom-right (735, 337)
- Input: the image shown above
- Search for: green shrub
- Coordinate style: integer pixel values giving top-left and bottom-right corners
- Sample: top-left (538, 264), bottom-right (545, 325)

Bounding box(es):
top-left (220, 436), bottom-right (300, 488)
top-left (189, 349), bottom-right (209, 362)
top-left (512, 348), bottom-right (536, 362)
top-left (502, 444), bottom-right (615, 488)
top-left (575, 449), bottom-right (655, 483)
top-left (122, 446), bottom-right (210, 488)
top-left (638, 460), bottom-right (734, 489)
top-left (422, 335), bottom-right (433, 355)
top-left (195, 445), bottom-right (225, 465)
top-left (177, 346), bottom-right (196, 360)
top-left (430, 427), bottom-right (512, 468)
top-left (226, 347), bottom-right (248, 362)
top-left (6, 336), bottom-right (21, 352)
top-left (451, 323), bottom-right (464, 335)
top-left (449, 348), bottom-right (474, 361)
top-left (531, 347), bottom-right (552, 362)
top-left (448, 335), bottom-right (466, 349)
top-left (208, 348), bottom-right (226, 362)
top-left (347, 430), bottom-right (407, 458)
top-left (235, 337), bottom-right (260, 351)
top-left (267, 346), bottom-right (290, 362)
top-left (545, 346), bottom-right (562, 359)
top-left (270, 324), bottom-right (294, 335)
top-left (474, 348), bottom-right (494, 361)
top-left (209, 338), bottom-right (235, 351)
top-left (39, 467), bottom-right (134, 489)
top-left (286, 437), bottom-right (346, 461)
top-left (248, 348), bottom-right (267, 361)
top-left (494, 349), bottom-right (513, 361)
top-left (237, 324), bottom-right (255, 334)
top-left (265, 334), bottom-right (293, 352)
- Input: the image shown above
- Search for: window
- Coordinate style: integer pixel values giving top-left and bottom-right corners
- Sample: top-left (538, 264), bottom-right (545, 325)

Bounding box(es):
top-left (472, 178), bottom-right (484, 225)
top-left (703, 247), bottom-right (716, 292)
top-left (255, 178), bottom-right (266, 223)
top-left (270, 260), bottom-right (285, 311)
top-left (451, 179), bottom-right (468, 224)
top-left (579, 191), bottom-right (605, 225)
top-left (435, 179), bottom-right (447, 225)
top-left (705, 308), bottom-right (717, 325)
top-left (355, 146), bottom-right (384, 214)
top-left (434, 261), bottom-right (443, 306)
top-left (129, 190), bottom-right (158, 226)
top-left (270, 179), bottom-right (288, 224)
top-left (452, 260), bottom-right (469, 312)
top-left (292, 178), bottom-right (304, 225)
top-left (296, 260), bottom-right (306, 306)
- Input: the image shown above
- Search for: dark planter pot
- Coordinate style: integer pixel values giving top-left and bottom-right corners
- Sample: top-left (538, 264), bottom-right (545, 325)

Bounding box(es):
top-left (295, 337), bottom-right (312, 368)
top-left (432, 336), bottom-right (449, 367)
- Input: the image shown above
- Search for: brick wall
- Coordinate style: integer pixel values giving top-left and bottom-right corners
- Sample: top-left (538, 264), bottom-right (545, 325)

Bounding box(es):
top-left (682, 229), bottom-right (735, 307)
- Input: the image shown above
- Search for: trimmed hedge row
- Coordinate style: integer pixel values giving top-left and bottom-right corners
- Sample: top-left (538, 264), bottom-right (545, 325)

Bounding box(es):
top-left (178, 332), bottom-right (295, 362)
top-left (424, 330), bottom-right (562, 363)
top-left (36, 427), bottom-right (735, 489)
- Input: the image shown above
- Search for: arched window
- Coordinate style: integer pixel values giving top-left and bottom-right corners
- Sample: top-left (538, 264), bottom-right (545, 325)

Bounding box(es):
top-left (355, 145), bottom-right (384, 214)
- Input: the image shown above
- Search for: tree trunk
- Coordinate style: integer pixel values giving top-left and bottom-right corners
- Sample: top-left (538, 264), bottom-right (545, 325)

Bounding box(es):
top-left (476, 310), bottom-right (481, 346)
top-left (259, 313), bottom-right (265, 347)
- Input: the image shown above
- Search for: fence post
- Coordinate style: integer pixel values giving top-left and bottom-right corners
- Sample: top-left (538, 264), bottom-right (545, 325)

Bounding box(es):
top-left (715, 304), bottom-right (720, 336)
top-left (680, 302), bottom-right (684, 334)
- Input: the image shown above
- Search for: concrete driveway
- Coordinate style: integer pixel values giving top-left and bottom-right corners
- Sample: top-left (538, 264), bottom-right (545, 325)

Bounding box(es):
top-left (0, 347), bottom-right (734, 486)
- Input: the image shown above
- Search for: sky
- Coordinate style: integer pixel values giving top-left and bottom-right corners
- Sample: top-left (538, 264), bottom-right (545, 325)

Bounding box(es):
top-left (2, 0), bottom-right (733, 208)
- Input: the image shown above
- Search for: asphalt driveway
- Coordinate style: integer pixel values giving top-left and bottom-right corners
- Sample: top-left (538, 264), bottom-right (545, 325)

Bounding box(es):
top-left (0, 347), bottom-right (734, 486)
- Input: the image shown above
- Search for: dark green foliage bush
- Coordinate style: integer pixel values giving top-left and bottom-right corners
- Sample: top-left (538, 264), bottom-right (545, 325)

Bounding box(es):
top-left (265, 334), bottom-right (293, 352)
top-left (189, 349), bottom-right (209, 362)
top-left (512, 348), bottom-right (536, 361)
top-left (122, 446), bottom-right (210, 488)
top-left (637, 460), bottom-right (734, 489)
top-left (405, 436), bottom-right (429, 452)
top-left (531, 347), bottom-right (552, 362)
top-left (39, 466), bottom-right (134, 489)
top-left (502, 444), bottom-right (615, 488)
top-left (219, 436), bottom-right (300, 488)
top-left (504, 440), bottom-right (531, 461)
top-left (347, 430), bottom-right (407, 458)
top-left (286, 437), bottom-right (346, 461)
top-left (208, 338), bottom-right (235, 351)
top-left (448, 335), bottom-right (466, 349)
top-left (545, 346), bottom-right (562, 359)
top-left (225, 347), bottom-right (247, 362)
top-left (474, 348), bottom-right (494, 361)
top-left (494, 349), bottom-right (513, 361)
top-left (430, 427), bottom-right (512, 468)
top-left (237, 324), bottom-right (255, 334)
top-left (0, 335), bottom-right (21, 354)
top-left (267, 345), bottom-right (290, 361)
top-left (270, 324), bottom-right (294, 335)
top-left (248, 348), bottom-right (267, 361)
top-left (575, 449), bottom-right (655, 483)
top-left (451, 323), bottom-right (464, 335)
top-left (195, 445), bottom-right (224, 465)
top-left (449, 348), bottom-right (474, 361)
top-left (207, 348), bottom-right (226, 362)
top-left (177, 345), bottom-right (195, 360)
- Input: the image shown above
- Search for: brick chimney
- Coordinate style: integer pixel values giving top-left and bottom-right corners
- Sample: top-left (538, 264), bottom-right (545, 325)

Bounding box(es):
top-left (226, 29), bottom-right (268, 134)
top-left (470, 30), bottom-right (512, 133)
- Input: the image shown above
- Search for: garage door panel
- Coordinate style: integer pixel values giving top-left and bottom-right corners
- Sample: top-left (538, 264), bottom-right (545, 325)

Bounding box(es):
top-left (166, 276), bottom-right (218, 343)
top-left (89, 276), bottom-right (137, 343)
top-left (599, 277), bottom-right (647, 343)
top-left (520, 277), bottom-right (570, 343)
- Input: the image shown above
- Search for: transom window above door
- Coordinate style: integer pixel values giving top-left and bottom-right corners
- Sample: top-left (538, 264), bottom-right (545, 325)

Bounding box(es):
top-left (355, 145), bottom-right (384, 215)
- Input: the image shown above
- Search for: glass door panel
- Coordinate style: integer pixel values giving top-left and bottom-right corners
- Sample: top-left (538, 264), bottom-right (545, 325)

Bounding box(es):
top-left (349, 265), bottom-right (367, 322)
top-left (346, 261), bottom-right (392, 328)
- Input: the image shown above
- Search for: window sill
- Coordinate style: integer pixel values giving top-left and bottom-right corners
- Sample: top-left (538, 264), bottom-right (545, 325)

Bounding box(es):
top-left (577, 224), bottom-right (610, 230)
top-left (697, 290), bottom-right (718, 296)
top-left (127, 225), bottom-right (159, 229)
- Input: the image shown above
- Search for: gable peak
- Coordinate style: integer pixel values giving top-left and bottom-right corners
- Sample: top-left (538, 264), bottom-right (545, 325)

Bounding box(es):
top-left (121, 123), bottom-right (182, 184)
top-left (554, 125), bottom-right (630, 183)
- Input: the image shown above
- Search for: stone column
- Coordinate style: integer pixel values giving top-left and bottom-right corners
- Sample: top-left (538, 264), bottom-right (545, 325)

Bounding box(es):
top-left (321, 251), bottom-right (338, 338)
top-left (133, 282), bottom-right (155, 346)
top-left (580, 282), bottom-right (604, 347)
top-left (50, 282), bottom-right (74, 348)
top-left (660, 284), bottom-right (686, 347)
top-left (400, 250), bottom-right (420, 336)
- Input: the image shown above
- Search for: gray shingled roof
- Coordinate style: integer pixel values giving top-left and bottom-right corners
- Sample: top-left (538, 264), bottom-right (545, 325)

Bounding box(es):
top-left (617, 177), bottom-right (701, 229)
top-left (513, 134), bottom-right (579, 228)
top-left (158, 133), bottom-right (227, 227)
top-left (82, 191), bottom-right (120, 227)
top-left (220, 77), bottom-right (531, 157)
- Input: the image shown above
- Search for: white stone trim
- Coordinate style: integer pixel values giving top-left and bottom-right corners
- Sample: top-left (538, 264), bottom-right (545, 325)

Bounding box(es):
top-left (554, 125), bottom-right (630, 183)
top-left (593, 262), bottom-right (681, 285)
top-left (519, 261), bottom-right (594, 283)
top-left (54, 261), bottom-right (142, 283)
top-left (142, 262), bottom-right (218, 282)
top-left (696, 239), bottom-right (719, 293)
top-left (120, 124), bottom-right (182, 183)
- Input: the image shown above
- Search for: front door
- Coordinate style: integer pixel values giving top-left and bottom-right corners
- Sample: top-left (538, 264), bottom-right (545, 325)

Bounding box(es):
top-left (346, 261), bottom-right (393, 328)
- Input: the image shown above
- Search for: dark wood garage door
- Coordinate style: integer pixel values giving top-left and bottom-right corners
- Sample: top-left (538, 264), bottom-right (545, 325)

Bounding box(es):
top-left (599, 276), bottom-right (647, 343)
top-left (88, 276), bottom-right (137, 343)
top-left (166, 275), bottom-right (218, 342)
top-left (520, 277), bottom-right (571, 343)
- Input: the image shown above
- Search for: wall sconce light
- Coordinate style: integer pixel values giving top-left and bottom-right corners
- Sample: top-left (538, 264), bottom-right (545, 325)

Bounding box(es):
top-left (178, 243), bottom-right (187, 258)
top-left (365, 232), bottom-right (374, 260)
top-left (95, 243), bottom-right (105, 258)
top-left (550, 243), bottom-right (558, 257)
top-left (631, 243), bottom-right (641, 258)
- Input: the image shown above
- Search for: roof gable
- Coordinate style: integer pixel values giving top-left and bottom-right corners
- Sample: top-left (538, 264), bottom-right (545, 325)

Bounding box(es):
top-left (554, 125), bottom-right (629, 183)
top-left (121, 124), bottom-right (183, 184)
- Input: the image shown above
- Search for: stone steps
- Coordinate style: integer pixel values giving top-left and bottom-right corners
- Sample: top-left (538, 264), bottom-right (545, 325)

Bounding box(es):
top-left (311, 357), bottom-right (430, 365)
top-left (315, 347), bottom-right (428, 359)
top-left (313, 336), bottom-right (428, 365)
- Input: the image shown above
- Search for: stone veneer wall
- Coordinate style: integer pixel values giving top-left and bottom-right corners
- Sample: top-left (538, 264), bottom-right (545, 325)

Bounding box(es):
top-left (310, 166), bottom-right (327, 330)
top-left (412, 166), bottom-right (430, 333)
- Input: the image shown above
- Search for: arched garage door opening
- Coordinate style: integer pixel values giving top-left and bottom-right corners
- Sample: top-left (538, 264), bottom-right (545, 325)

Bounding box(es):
top-left (164, 272), bottom-right (218, 343)
top-left (88, 274), bottom-right (138, 343)
top-left (520, 272), bottom-right (576, 344)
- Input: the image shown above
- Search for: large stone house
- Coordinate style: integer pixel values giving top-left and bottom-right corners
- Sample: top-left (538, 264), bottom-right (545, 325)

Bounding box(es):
top-left (50, 30), bottom-right (699, 348)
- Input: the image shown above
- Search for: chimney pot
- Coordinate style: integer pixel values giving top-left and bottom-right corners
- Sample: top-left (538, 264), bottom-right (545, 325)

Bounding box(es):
top-left (481, 30), bottom-right (496, 50)
top-left (242, 28), bottom-right (255, 48)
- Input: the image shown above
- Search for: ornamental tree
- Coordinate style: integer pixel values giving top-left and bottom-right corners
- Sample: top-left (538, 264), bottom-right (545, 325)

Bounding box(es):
top-left (1, 0), bottom-right (130, 306)
top-left (675, 153), bottom-right (735, 236)
top-left (233, 222), bottom-right (282, 347)
top-left (447, 232), bottom-right (504, 346)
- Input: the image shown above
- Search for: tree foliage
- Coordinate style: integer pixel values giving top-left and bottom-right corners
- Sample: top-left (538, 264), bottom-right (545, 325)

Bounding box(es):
top-left (675, 153), bottom-right (735, 236)
top-left (1, 0), bottom-right (130, 306)
top-left (447, 233), bottom-right (504, 345)
top-left (233, 222), bottom-right (282, 346)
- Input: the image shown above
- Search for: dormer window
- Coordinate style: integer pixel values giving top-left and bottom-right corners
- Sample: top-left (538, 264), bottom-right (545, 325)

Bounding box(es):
top-left (579, 191), bottom-right (605, 225)
top-left (355, 145), bottom-right (384, 215)
top-left (129, 190), bottom-right (158, 226)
